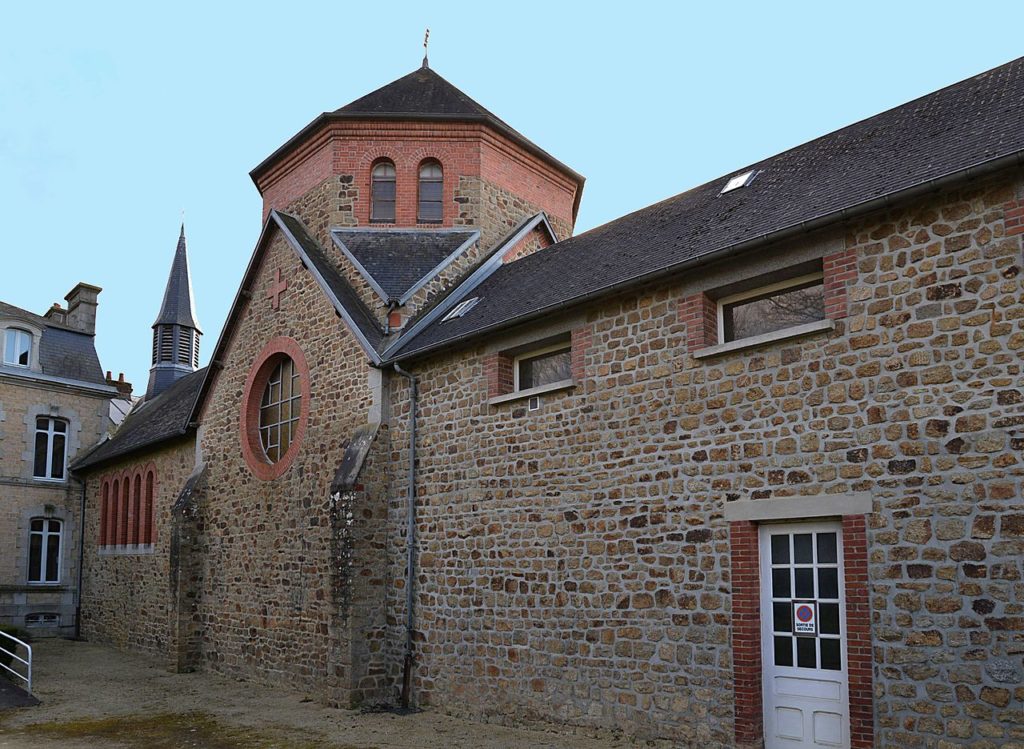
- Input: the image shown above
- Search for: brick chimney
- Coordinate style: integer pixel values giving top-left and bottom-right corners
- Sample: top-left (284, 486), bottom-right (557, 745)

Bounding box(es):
top-left (43, 303), bottom-right (68, 325)
top-left (105, 370), bottom-right (133, 398)
top-left (64, 283), bottom-right (102, 335)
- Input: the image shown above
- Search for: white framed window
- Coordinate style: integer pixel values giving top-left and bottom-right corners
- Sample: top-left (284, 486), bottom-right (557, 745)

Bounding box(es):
top-left (717, 272), bottom-right (825, 344)
top-left (3, 328), bottom-right (32, 367)
top-left (28, 517), bottom-right (62, 584)
top-left (513, 342), bottom-right (572, 392)
top-left (33, 417), bottom-right (68, 481)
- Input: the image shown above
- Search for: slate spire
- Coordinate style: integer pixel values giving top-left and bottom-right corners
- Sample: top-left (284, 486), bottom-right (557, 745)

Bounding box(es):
top-left (146, 224), bottom-right (202, 400)
top-left (153, 224), bottom-right (202, 331)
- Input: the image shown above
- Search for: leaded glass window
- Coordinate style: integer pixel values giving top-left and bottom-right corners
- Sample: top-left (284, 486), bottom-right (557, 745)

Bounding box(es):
top-left (259, 357), bottom-right (302, 462)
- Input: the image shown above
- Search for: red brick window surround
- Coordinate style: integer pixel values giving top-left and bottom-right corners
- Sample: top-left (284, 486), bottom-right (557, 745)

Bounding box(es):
top-left (729, 515), bottom-right (873, 749)
top-left (240, 336), bottom-right (311, 481)
top-left (679, 292), bottom-right (718, 352)
top-left (98, 465), bottom-right (156, 549)
top-left (485, 326), bottom-right (590, 401)
top-left (822, 249), bottom-right (857, 320)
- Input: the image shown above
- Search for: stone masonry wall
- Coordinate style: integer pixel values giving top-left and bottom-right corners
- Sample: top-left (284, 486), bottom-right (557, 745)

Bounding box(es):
top-left (195, 228), bottom-right (381, 705)
top-left (0, 378), bottom-right (109, 636)
top-left (79, 439), bottom-right (196, 656)
top-left (384, 170), bottom-right (1024, 746)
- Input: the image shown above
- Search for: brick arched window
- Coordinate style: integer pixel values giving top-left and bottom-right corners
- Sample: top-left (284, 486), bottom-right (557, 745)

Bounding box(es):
top-left (371, 160), bottom-right (396, 223)
top-left (99, 480), bottom-right (109, 546)
top-left (418, 160), bottom-right (443, 223)
top-left (131, 473), bottom-right (142, 545)
top-left (143, 470), bottom-right (155, 545)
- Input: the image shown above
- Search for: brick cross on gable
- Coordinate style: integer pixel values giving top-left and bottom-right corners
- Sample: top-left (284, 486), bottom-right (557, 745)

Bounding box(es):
top-left (267, 269), bottom-right (288, 310)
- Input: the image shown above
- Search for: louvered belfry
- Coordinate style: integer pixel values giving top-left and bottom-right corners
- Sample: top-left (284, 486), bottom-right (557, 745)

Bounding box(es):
top-left (146, 224), bottom-right (202, 399)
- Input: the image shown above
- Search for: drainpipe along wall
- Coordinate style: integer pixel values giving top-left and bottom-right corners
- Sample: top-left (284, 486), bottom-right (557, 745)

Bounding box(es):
top-left (392, 363), bottom-right (418, 709)
top-left (74, 478), bottom-right (86, 639)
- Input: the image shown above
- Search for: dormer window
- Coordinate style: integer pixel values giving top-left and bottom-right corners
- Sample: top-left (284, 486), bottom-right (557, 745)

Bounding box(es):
top-left (371, 160), bottom-right (396, 223)
top-left (418, 160), bottom-right (443, 223)
top-left (4, 328), bottom-right (32, 367)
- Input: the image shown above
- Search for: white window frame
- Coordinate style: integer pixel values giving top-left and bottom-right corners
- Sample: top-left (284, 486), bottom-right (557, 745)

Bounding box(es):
top-left (33, 416), bottom-right (69, 482)
top-left (27, 517), bottom-right (62, 585)
top-left (513, 341), bottom-right (573, 393)
top-left (716, 271), bottom-right (825, 344)
top-left (3, 327), bottom-right (33, 368)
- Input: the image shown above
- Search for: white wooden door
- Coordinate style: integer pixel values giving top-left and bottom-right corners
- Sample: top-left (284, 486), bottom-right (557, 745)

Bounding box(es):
top-left (760, 522), bottom-right (849, 748)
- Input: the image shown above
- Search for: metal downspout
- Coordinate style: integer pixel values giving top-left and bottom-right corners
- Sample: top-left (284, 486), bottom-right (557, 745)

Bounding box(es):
top-left (393, 363), bottom-right (417, 709)
top-left (74, 479), bottom-right (86, 640)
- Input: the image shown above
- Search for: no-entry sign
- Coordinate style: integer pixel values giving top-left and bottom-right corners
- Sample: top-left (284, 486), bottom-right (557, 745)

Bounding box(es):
top-left (793, 601), bottom-right (817, 636)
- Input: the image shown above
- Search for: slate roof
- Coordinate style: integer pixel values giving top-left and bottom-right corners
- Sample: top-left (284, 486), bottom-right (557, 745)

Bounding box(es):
top-left (0, 300), bottom-right (107, 385)
top-left (276, 213), bottom-right (385, 352)
top-left (72, 367), bottom-right (206, 471)
top-left (250, 66), bottom-right (584, 205)
top-left (331, 228), bottom-right (478, 303)
top-left (154, 224), bottom-right (202, 331)
top-left (392, 56), bottom-right (1024, 360)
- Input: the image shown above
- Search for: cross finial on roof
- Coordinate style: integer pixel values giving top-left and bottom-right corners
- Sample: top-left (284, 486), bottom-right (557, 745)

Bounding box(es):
top-left (422, 28), bottom-right (430, 68)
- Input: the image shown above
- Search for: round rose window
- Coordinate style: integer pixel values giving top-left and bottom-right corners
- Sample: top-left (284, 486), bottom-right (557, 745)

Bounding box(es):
top-left (240, 337), bottom-right (310, 480)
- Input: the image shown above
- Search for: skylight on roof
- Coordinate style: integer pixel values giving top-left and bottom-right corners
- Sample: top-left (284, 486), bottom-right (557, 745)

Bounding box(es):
top-left (441, 297), bottom-right (481, 322)
top-left (720, 170), bottom-right (757, 194)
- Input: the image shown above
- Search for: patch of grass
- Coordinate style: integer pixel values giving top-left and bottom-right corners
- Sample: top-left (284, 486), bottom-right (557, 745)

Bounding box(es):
top-left (16, 711), bottom-right (348, 749)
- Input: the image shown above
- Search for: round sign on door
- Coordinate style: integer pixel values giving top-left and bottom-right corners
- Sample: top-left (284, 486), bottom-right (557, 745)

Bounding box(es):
top-left (793, 601), bottom-right (817, 636)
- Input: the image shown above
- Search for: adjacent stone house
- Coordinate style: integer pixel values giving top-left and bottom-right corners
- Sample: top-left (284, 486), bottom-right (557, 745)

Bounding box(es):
top-left (0, 284), bottom-right (121, 637)
top-left (73, 59), bottom-right (1024, 748)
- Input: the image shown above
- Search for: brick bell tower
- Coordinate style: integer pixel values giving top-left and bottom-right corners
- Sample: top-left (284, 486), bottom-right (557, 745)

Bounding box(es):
top-left (247, 60), bottom-right (585, 329)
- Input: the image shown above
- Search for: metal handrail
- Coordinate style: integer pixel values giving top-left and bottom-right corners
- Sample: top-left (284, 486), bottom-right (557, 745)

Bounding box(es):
top-left (0, 629), bottom-right (32, 694)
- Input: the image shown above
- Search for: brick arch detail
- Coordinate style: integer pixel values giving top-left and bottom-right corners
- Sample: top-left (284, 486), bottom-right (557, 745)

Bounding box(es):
top-left (143, 462), bottom-right (157, 545)
top-left (99, 478), bottom-right (110, 546)
top-left (239, 336), bottom-right (311, 481)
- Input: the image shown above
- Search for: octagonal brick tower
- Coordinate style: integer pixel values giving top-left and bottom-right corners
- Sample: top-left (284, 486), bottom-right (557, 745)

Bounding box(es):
top-left (249, 63), bottom-right (585, 261)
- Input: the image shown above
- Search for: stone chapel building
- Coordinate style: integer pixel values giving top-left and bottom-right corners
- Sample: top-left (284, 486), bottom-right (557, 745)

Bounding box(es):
top-left (71, 58), bottom-right (1024, 748)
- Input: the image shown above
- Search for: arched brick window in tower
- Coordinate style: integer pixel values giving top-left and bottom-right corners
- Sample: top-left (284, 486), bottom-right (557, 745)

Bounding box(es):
top-left (240, 337), bottom-right (311, 480)
top-left (371, 160), bottom-right (396, 223)
top-left (418, 160), bottom-right (443, 223)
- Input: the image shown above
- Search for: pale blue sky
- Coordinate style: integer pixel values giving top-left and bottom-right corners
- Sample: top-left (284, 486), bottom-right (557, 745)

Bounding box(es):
top-left (2, 2), bottom-right (1022, 391)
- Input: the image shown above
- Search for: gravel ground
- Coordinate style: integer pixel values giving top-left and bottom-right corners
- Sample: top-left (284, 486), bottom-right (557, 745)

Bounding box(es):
top-left (0, 639), bottom-right (642, 749)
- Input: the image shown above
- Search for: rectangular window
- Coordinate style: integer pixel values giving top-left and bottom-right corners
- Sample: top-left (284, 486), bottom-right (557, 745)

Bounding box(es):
top-left (28, 518), bottom-right (61, 584)
top-left (33, 417), bottom-right (68, 480)
top-left (418, 181), bottom-right (443, 222)
top-left (719, 272), bottom-right (824, 343)
top-left (515, 344), bottom-right (572, 391)
top-left (4, 329), bottom-right (31, 367)
top-left (371, 180), bottom-right (396, 223)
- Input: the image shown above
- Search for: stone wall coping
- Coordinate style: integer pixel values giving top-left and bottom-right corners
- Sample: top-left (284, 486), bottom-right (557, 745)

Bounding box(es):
top-left (724, 492), bottom-right (872, 522)
top-left (487, 378), bottom-right (574, 406)
top-left (693, 318), bottom-right (835, 360)
top-left (97, 544), bottom-right (155, 556)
